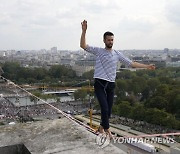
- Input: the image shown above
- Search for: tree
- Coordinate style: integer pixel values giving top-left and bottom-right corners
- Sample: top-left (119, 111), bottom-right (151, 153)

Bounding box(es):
top-left (155, 84), bottom-right (169, 96)
top-left (112, 104), bottom-right (119, 115)
top-left (143, 108), bottom-right (179, 129)
top-left (158, 77), bottom-right (172, 84)
top-left (115, 79), bottom-right (128, 101)
top-left (2, 62), bottom-right (21, 80)
top-left (116, 70), bottom-right (136, 79)
top-left (163, 114), bottom-right (178, 129)
top-left (166, 90), bottom-right (180, 113)
top-left (49, 65), bottom-right (76, 80)
top-left (49, 65), bottom-right (63, 78)
top-left (141, 87), bottom-right (150, 101)
top-left (147, 78), bottom-right (160, 93)
top-left (131, 76), bottom-right (147, 95)
top-left (150, 108), bottom-right (168, 126)
top-left (27, 78), bottom-right (36, 84)
top-left (145, 96), bottom-right (168, 110)
top-left (82, 69), bottom-right (94, 80)
top-left (130, 103), bottom-right (146, 120)
top-left (73, 89), bottom-right (87, 103)
top-left (172, 94), bottom-right (180, 118)
top-left (33, 68), bottom-right (47, 80)
top-left (117, 101), bottom-right (132, 117)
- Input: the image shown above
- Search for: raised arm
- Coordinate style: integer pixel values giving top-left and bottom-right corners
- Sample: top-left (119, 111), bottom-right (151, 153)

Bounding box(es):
top-left (80, 20), bottom-right (88, 49)
top-left (131, 62), bottom-right (155, 70)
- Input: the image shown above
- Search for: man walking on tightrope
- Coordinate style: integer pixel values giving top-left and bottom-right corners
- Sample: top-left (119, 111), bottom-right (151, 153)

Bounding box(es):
top-left (80, 20), bottom-right (155, 138)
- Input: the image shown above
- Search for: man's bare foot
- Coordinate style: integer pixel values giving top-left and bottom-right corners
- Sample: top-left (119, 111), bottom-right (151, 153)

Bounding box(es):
top-left (104, 129), bottom-right (113, 139)
top-left (96, 125), bottom-right (105, 133)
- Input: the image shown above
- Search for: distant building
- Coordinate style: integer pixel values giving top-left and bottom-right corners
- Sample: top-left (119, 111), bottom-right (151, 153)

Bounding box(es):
top-left (60, 58), bottom-right (74, 66)
top-left (132, 56), bottom-right (149, 61)
top-left (51, 47), bottom-right (57, 53)
top-left (166, 61), bottom-right (180, 67)
top-left (171, 57), bottom-right (180, 62)
top-left (164, 48), bottom-right (169, 54)
top-left (140, 59), bottom-right (166, 68)
top-left (3, 51), bottom-right (6, 57)
top-left (73, 59), bottom-right (95, 76)
top-left (131, 55), bottom-right (166, 68)
top-left (166, 55), bottom-right (180, 67)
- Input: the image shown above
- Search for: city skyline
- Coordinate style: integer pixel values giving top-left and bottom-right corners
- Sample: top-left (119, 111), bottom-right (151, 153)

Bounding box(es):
top-left (0, 0), bottom-right (180, 50)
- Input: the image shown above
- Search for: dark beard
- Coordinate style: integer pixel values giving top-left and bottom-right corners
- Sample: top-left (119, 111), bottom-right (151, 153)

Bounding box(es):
top-left (106, 44), bottom-right (113, 49)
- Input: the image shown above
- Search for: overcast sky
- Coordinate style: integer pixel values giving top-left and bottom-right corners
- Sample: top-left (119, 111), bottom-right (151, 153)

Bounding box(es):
top-left (0, 0), bottom-right (180, 50)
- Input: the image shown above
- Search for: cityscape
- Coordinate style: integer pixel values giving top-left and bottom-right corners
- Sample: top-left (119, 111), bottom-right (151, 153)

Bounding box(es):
top-left (0, 47), bottom-right (180, 77)
top-left (0, 46), bottom-right (180, 154)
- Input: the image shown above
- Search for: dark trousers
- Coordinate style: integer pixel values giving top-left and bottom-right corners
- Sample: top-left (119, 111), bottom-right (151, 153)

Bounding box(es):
top-left (94, 78), bottom-right (115, 129)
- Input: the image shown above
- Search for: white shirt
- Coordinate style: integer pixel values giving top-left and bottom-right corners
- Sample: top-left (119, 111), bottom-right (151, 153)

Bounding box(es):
top-left (85, 45), bottom-right (132, 82)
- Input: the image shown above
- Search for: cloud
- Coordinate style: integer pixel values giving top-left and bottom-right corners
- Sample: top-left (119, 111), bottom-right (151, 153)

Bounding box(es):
top-left (165, 0), bottom-right (180, 25)
top-left (78, 0), bottom-right (120, 14)
top-left (0, 0), bottom-right (179, 50)
top-left (116, 17), bottom-right (155, 33)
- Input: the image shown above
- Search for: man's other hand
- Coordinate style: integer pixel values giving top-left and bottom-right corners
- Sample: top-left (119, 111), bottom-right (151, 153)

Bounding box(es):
top-left (147, 64), bottom-right (155, 70)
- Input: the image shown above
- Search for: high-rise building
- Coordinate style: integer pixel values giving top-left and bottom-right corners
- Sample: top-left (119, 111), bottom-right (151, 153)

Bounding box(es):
top-left (3, 51), bottom-right (6, 57)
top-left (164, 48), bottom-right (169, 54)
top-left (51, 47), bottom-right (57, 53)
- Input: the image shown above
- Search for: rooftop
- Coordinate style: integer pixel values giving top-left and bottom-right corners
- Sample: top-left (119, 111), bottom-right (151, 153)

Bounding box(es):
top-left (0, 117), bottom-right (125, 154)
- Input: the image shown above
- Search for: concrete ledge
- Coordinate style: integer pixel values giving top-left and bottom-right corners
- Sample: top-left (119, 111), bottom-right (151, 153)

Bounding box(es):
top-left (0, 118), bottom-right (126, 154)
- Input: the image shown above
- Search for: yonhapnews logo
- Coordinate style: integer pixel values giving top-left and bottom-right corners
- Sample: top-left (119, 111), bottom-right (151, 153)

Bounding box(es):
top-left (96, 133), bottom-right (110, 148)
top-left (95, 133), bottom-right (177, 148)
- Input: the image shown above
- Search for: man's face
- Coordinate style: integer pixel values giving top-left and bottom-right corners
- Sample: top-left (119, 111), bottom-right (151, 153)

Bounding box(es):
top-left (104, 35), bottom-right (114, 49)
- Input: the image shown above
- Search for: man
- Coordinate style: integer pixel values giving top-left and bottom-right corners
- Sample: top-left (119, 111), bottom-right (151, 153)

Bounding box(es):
top-left (80, 20), bottom-right (155, 138)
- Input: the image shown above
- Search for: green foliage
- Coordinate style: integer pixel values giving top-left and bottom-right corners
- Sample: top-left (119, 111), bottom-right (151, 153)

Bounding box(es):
top-left (113, 67), bottom-right (180, 129)
top-left (2, 62), bottom-right (180, 129)
top-left (116, 101), bottom-right (132, 118)
top-left (131, 76), bottom-right (147, 95)
top-left (2, 62), bottom-right (77, 84)
top-left (144, 108), bottom-right (178, 129)
top-left (0, 122), bottom-right (5, 125)
top-left (147, 78), bottom-right (160, 93)
top-left (145, 96), bottom-right (168, 110)
top-left (74, 89), bottom-right (87, 102)
top-left (130, 103), bottom-right (146, 120)
top-left (116, 70), bottom-right (136, 79)
top-left (115, 79), bottom-right (128, 101)
top-left (49, 65), bottom-right (76, 79)
top-left (82, 69), bottom-right (94, 80)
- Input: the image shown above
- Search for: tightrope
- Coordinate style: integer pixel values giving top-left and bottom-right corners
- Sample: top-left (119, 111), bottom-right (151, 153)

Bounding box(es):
top-left (0, 76), bottom-right (97, 134)
top-left (0, 75), bottom-right (180, 139)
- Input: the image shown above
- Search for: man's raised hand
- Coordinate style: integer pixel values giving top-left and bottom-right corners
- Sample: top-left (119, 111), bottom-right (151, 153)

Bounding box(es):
top-left (81, 20), bottom-right (87, 32)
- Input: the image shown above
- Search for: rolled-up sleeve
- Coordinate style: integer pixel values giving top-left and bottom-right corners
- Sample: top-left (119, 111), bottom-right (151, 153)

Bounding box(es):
top-left (117, 51), bottom-right (133, 67)
top-left (85, 45), bottom-right (100, 56)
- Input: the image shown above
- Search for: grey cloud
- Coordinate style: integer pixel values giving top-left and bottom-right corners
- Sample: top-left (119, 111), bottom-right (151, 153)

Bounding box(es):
top-left (1, 1), bottom-right (59, 29)
top-left (116, 17), bottom-right (154, 33)
top-left (56, 8), bottom-right (81, 19)
top-left (0, 15), bottom-right (11, 25)
top-left (78, 1), bottom-right (120, 14)
top-left (0, 0), bottom-right (179, 50)
top-left (30, 16), bottom-right (59, 26)
top-left (165, 0), bottom-right (180, 25)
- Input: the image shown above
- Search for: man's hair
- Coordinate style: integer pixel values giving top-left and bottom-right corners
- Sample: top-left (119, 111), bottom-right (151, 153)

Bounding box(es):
top-left (103, 31), bottom-right (114, 40)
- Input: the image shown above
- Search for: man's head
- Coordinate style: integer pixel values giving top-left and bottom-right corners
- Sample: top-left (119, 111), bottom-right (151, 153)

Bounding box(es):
top-left (103, 31), bottom-right (114, 49)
